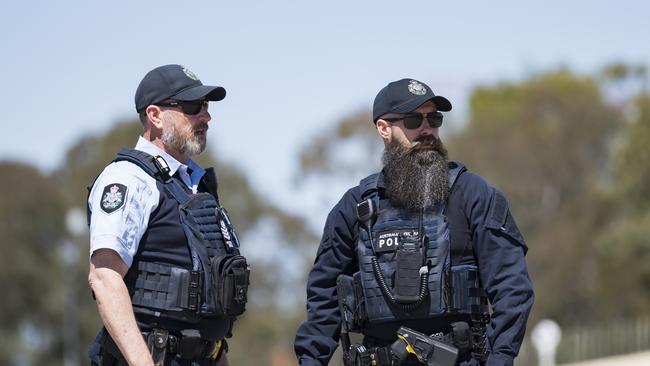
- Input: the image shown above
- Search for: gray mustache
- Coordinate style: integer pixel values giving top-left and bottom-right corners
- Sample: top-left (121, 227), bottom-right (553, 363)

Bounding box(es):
top-left (411, 136), bottom-right (443, 152)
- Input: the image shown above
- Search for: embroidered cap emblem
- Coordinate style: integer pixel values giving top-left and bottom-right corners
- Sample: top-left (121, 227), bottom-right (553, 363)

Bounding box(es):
top-left (182, 66), bottom-right (199, 81)
top-left (100, 183), bottom-right (127, 214)
top-left (407, 80), bottom-right (427, 96)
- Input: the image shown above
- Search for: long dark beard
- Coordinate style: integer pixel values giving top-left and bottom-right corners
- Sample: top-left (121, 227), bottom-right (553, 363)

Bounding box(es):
top-left (382, 136), bottom-right (449, 210)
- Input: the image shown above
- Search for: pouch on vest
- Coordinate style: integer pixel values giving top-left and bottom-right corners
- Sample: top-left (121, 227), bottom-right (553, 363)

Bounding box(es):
top-left (394, 237), bottom-right (424, 303)
top-left (211, 255), bottom-right (250, 317)
top-left (448, 264), bottom-right (488, 315)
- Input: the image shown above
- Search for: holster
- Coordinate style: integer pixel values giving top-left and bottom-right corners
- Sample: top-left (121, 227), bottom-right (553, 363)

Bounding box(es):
top-left (344, 344), bottom-right (393, 366)
top-left (337, 274), bottom-right (365, 333)
top-left (146, 329), bottom-right (169, 366)
top-left (337, 274), bottom-right (358, 332)
top-left (471, 316), bottom-right (489, 364)
top-left (450, 322), bottom-right (472, 357)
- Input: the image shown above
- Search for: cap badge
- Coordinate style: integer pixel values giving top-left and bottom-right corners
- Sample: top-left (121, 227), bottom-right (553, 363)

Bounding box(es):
top-left (182, 66), bottom-right (199, 81)
top-left (408, 80), bottom-right (427, 96)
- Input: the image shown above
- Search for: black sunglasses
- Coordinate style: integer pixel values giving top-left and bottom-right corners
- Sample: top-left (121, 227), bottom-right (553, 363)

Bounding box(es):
top-left (382, 112), bottom-right (444, 129)
top-left (156, 100), bottom-right (208, 115)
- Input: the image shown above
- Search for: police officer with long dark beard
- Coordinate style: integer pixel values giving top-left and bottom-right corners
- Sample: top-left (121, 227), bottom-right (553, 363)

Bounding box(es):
top-left (87, 65), bottom-right (249, 366)
top-left (294, 79), bottom-right (533, 366)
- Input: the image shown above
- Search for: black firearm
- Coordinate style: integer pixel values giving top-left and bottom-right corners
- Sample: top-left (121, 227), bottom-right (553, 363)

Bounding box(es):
top-left (390, 326), bottom-right (459, 366)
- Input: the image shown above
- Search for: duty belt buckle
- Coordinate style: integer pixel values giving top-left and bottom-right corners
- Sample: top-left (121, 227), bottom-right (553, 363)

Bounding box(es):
top-left (148, 328), bottom-right (169, 366)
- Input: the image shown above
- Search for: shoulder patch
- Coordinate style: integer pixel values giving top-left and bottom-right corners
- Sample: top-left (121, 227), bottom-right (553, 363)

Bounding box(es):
top-left (100, 183), bottom-right (127, 214)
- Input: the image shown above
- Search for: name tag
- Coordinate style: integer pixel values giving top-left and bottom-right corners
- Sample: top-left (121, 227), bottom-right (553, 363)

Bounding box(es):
top-left (374, 229), bottom-right (419, 253)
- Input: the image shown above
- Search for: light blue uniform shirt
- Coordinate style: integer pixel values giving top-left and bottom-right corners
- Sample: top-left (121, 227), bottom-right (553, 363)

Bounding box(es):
top-left (88, 137), bottom-right (205, 267)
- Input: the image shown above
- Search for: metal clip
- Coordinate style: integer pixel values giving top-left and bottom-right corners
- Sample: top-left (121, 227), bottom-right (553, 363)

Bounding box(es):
top-left (153, 155), bottom-right (171, 180)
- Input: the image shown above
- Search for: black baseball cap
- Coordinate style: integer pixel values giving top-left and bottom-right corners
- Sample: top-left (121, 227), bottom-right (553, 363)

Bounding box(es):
top-left (135, 64), bottom-right (226, 113)
top-left (373, 78), bottom-right (452, 123)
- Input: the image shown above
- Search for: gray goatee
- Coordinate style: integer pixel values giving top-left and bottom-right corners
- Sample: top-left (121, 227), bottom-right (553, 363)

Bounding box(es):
top-left (382, 136), bottom-right (449, 210)
top-left (161, 114), bottom-right (207, 157)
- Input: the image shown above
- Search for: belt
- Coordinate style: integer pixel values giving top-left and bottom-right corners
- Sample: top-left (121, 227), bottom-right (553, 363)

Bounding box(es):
top-left (101, 329), bottom-right (224, 364)
top-left (354, 323), bottom-right (473, 366)
top-left (364, 323), bottom-right (472, 356)
top-left (144, 329), bottom-right (224, 360)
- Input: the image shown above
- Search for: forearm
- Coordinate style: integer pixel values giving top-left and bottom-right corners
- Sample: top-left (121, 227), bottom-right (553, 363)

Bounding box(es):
top-left (89, 266), bottom-right (154, 366)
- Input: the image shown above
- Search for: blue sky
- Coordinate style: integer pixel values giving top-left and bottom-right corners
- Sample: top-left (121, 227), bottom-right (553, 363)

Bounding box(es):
top-left (1, 0), bottom-right (648, 223)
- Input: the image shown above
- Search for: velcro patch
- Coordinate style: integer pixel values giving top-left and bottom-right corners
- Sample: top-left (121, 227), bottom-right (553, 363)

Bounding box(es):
top-left (100, 183), bottom-right (127, 214)
top-left (374, 228), bottom-right (419, 253)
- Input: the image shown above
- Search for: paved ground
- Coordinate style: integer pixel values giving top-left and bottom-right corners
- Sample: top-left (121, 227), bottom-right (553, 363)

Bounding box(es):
top-left (561, 350), bottom-right (650, 366)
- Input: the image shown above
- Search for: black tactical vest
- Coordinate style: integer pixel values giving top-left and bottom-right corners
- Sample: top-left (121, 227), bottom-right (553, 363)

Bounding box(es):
top-left (109, 149), bottom-right (250, 340)
top-left (353, 162), bottom-right (488, 338)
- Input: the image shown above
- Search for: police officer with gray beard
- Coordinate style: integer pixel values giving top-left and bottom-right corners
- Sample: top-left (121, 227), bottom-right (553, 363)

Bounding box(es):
top-left (87, 65), bottom-right (250, 366)
top-left (294, 79), bottom-right (534, 366)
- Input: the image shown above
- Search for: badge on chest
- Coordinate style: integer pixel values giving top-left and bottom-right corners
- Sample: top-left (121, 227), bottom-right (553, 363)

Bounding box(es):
top-left (374, 228), bottom-right (420, 253)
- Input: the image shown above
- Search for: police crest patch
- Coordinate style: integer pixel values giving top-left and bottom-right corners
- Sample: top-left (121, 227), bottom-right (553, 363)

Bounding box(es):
top-left (182, 66), bottom-right (199, 81)
top-left (407, 80), bottom-right (427, 95)
top-left (100, 183), bottom-right (127, 214)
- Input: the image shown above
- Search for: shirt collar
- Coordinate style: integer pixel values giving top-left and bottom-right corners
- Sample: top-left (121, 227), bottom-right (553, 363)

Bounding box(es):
top-left (135, 136), bottom-right (182, 176)
top-left (134, 136), bottom-right (205, 180)
top-left (185, 159), bottom-right (205, 182)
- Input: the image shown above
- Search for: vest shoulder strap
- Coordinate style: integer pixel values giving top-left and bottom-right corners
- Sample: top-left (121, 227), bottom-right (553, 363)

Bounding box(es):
top-left (114, 148), bottom-right (171, 181)
top-left (114, 148), bottom-right (193, 205)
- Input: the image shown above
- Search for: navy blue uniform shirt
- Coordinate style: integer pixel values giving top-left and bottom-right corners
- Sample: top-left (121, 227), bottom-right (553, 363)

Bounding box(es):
top-left (294, 163), bottom-right (534, 366)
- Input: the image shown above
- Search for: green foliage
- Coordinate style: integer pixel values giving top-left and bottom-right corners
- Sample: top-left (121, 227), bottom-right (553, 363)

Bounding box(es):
top-left (612, 94), bottom-right (650, 213)
top-left (299, 109), bottom-right (380, 178)
top-left (0, 162), bottom-right (67, 365)
top-left (587, 93), bottom-right (650, 320)
top-left (601, 62), bottom-right (648, 83)
top-left (451, 69), bottom-right (632, 325)
top-left (592, 210), bottom-right (650, 317)
top-left (452, 69), bottom-right (622, 236)
top-left (603, 63), bottom-right (634, 82)
top-left (54, 121), bottom-right (141, 207)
